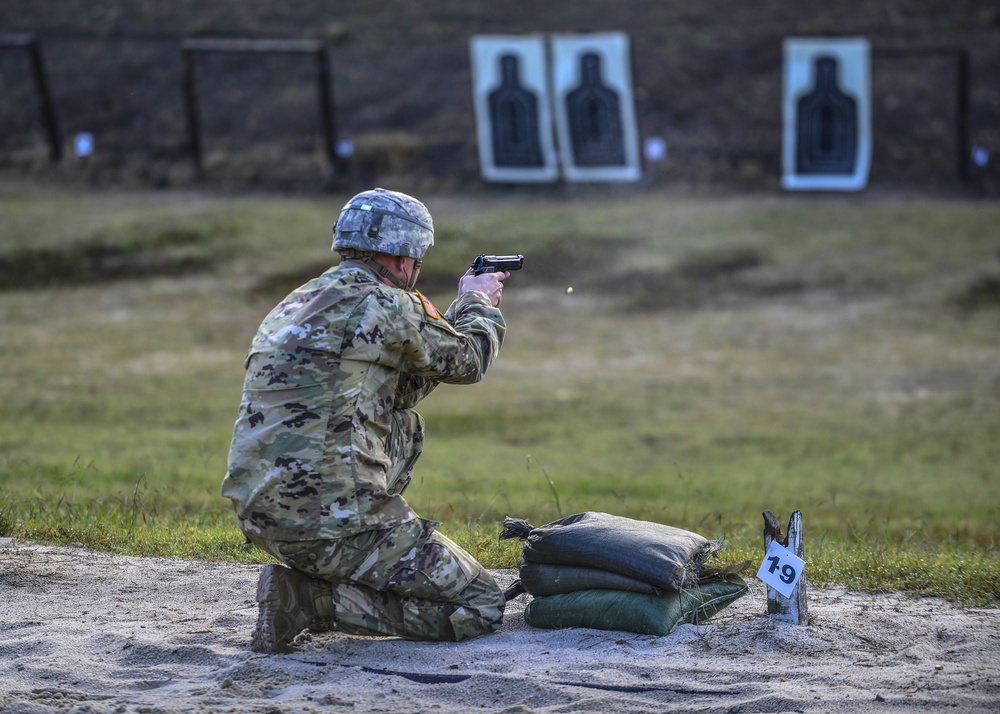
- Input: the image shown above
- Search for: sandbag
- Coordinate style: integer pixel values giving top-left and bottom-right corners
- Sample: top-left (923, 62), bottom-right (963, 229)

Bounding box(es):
top-left (523, 576), bottom-right (749, 636)
top-left (519, 561), bottom-right (661, 597)
top-left (513, 512), bottom-right (721, 591)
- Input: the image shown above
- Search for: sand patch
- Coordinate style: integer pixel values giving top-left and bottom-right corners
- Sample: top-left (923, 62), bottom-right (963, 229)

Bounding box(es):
top-left (1, 541), bottom-right (997, 713)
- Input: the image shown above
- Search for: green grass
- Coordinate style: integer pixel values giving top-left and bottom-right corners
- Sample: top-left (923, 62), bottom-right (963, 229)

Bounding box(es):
top-left (1, 183), bottom-right (998, 606)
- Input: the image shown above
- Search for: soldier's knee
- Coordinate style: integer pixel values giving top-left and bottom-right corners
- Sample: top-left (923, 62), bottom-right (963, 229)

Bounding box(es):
top-left (452, 575), bottom-right (505, 639)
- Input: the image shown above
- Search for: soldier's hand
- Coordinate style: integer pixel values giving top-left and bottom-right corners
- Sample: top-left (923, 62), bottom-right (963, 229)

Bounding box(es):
top-left (459, 269), bottom-right (508, 307)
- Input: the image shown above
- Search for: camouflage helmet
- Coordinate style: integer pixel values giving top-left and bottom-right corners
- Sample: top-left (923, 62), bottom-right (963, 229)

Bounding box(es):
top-left (332, 188), bottom-right (434, 260)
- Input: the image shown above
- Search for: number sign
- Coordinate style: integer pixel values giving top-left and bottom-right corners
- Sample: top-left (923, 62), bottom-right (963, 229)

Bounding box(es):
top-left (757, 540), bottom-right (805, 598)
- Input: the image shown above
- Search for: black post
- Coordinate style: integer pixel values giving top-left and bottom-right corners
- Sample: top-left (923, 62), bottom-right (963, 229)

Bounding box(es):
top-left (25, 37), bottom-right (62, 163)
top-left (181, 48), bottom-right (202, 173)
top-left (314, 47), bottom-right (339, 171)
top-left (1, 34), bottom-right (62, 163)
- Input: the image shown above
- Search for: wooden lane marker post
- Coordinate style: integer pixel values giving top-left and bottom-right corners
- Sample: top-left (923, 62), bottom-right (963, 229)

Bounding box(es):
top-left (760, 510), bottom-right (808, 625)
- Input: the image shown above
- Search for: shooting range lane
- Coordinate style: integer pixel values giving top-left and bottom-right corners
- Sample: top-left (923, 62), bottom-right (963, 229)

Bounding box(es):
top-left (1, 541), bottom-right (998, 713)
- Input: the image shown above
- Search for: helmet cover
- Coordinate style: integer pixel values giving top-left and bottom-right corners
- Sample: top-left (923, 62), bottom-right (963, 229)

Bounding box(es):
top-left (332, 188), bottom-right (434, 259)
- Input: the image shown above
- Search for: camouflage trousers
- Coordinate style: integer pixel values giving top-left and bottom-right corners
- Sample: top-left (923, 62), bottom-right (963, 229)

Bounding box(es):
top-left (246, 410), bottom-right (505, 642)
top-left (249, 520), bottom-right (504, 642)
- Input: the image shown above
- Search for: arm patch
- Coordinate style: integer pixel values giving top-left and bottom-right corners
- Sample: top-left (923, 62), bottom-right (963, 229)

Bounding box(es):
top-left (415, 290), bottom-right (441, 320)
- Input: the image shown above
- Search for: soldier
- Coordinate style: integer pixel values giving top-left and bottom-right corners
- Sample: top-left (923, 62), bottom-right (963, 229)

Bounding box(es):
top-left (221, 188), bottom-right (511, 653)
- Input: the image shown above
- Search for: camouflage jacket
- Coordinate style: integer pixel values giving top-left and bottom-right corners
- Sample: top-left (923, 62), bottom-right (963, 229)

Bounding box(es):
top-left (221, 260), bottom-right (505, 540)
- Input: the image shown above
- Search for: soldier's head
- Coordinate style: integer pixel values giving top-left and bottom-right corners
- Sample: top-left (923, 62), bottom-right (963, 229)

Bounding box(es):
top-left (332, 188), bottom-right (434, 261)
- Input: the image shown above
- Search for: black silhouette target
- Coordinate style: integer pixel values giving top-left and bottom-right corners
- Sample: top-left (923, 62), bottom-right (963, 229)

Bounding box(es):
top-left (565, 53), bottom-right (626, 167)
top-left (489, 54), bottom-right (544, 167)
top-left (795, 56), bottom-right (858, 175)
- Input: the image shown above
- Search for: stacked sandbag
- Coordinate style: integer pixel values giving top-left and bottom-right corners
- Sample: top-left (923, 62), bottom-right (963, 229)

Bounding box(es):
top-left (500, 512), bottom-right (749, 636)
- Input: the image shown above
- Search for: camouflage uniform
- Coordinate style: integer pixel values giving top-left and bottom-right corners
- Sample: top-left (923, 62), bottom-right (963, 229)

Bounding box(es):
top-left (222, 258), bottom-right (506, 641)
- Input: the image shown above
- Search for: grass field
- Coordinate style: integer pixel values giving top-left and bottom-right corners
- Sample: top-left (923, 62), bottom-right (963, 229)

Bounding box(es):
top-left (1, 182), bottom-right (998, 605)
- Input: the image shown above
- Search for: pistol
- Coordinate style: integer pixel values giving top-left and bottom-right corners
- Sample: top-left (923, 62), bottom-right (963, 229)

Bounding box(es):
top-left (471, 253), bottom-right (524, 275)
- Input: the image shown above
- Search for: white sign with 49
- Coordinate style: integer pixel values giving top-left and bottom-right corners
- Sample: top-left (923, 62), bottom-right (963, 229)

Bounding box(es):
top-left (757, 540), bottom-right (805, 598)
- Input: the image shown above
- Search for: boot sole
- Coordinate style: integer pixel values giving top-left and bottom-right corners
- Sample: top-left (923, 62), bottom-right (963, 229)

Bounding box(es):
top-left (251, 564), bottom-right (296, 654)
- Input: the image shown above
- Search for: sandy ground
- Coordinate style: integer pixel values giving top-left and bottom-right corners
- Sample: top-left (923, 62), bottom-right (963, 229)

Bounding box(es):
top-left (1, 539), bottom-right (998, 714)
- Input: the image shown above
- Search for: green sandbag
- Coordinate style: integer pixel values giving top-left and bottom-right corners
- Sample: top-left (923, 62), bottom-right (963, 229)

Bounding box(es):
top-left (523, 576), bottom-right (749, 636)
top-left (519, 561), bottom-right (661, 597)
top-left (516, 512), bottom-right (720, 591)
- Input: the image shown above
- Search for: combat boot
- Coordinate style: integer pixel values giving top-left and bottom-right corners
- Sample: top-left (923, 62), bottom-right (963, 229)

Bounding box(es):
top-left (251, 564), bottom-right (335, 654)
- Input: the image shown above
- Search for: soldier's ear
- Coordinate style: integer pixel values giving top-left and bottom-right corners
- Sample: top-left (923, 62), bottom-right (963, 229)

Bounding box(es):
top-left (384, 254), bottom-right (406, 272)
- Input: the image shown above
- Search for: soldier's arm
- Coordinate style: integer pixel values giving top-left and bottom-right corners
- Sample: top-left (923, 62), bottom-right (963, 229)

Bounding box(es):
top-left (374, 289), bottom-right (506, 386)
